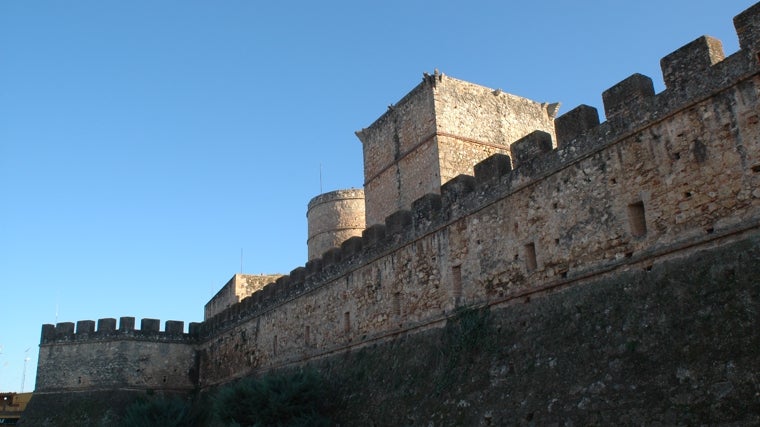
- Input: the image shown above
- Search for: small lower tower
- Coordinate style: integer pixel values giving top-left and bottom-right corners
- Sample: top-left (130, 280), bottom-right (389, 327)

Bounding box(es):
top-left (307, 189), bottom-right (366, 260)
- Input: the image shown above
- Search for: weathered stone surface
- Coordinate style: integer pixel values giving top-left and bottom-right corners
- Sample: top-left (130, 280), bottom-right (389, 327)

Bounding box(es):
top-left (307, 189), bottom-right (365, 261)
top-left (204, 273), bottom-right (282, 320)
top-left (26, 4), bottom-right (760, 424)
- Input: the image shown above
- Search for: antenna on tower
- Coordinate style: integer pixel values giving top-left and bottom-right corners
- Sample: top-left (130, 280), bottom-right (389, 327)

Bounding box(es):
top-left (20, 347), bottom-right (30, 393)
top-left (319, 162), bottom-right (323, 194)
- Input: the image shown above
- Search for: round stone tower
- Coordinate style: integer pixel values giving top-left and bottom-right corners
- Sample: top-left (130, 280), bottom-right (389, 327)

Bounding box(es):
top-left (307, 189), bottom-right (366, 261)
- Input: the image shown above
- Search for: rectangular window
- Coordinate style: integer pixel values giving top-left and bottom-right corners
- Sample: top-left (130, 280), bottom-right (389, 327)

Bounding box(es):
top-left (452, 265), bottom-right (463, 302)
top-left (627, 201), bottom-right (647, 237)
top-left (392, 292), bottom-right (401, 317)
top-left (344, 311), bottom-right (351, 334)
top-left (525, 242), bottom-right (537, 271)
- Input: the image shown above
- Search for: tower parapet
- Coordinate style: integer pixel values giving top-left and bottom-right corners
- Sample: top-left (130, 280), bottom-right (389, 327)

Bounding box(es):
top-left (36, 317), bottom-right (199, 393)
top-left (40, 317), bottom-right (199, 344)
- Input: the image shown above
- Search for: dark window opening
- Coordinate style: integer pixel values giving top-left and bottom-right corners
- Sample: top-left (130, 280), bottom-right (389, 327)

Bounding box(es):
top-left (524, 243), bottom-right (537, 271)
top-left (627, 201), bottom-right (647, 237)
top-left (452, 265), bottom-right (462, 302)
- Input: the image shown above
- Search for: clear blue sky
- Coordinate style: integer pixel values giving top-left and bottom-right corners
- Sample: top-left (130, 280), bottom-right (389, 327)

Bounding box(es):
top-left (0, 0), bottom-right (755, 392)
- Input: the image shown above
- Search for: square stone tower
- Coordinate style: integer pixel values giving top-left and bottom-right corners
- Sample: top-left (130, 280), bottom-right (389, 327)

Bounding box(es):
top-left (356, 72), bottom-right (560, 226)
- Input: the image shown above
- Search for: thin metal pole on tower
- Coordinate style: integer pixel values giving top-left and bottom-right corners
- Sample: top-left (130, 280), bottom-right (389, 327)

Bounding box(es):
top-left (20, 348), bottom-right (30, 393)
top-left (319, 163), bottom-right (323, 194)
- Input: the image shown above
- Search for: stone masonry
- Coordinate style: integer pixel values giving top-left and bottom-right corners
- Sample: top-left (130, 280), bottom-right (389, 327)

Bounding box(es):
top-left (28, 3), bottom-right (760, 423)
top-left (306, 189), bottom-right (365, 261)
top-left (204, 274), bottom-right (283, 320)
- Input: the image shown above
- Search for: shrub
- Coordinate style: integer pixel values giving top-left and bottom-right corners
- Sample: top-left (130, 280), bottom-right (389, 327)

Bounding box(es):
top-left (121, 395), bottom-right (193, 427)
top-left (213, 369), bottom-right (332, 427)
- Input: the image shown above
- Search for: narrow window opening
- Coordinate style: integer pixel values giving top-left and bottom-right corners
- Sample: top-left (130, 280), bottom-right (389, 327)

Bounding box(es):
top-left (392, 292), bottom-right (402, 317)
top-left (344, 311), bottom-right (351, 334)
top-left (452, 265), bottom-right (462, 303)
top-left (78, 377), bottom-right (82, 384)
top-left (684, 191), bottom-right (692, 198)
top-left (559, 270), bottom-right (568, 279)
top-left (705, 226), bottom-right (715, 234)
top-left (162, 376), bottom-right (167, 383)
top-left (524, 242), bottom-right (537, 272)
top-left (627, 201), bottom-right (647, 237)
top-left (305, 325), bottom-right (311, 346)
top-left (273, 335), bottom-right (278, 356)
top-left (673, 152), bottom-right (681, 160)
top-left (610, 177), bottom-right (617, 185)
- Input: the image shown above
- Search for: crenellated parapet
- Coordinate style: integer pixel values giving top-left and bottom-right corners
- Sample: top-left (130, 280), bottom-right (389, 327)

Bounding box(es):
top-left (30, 3), bottom-right (760, 401)
top-left (197, 2), bottom-right (760, 345)
top-left (40, 317), bottom-right (200, 345)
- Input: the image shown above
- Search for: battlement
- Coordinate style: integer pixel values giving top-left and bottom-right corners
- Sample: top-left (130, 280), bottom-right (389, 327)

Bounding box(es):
top-left (40, 317), bottom-right (200, 345)
top-left (31, 3), bottom-right (760, 407)
top-left (197, 3), bottom-right (760, 343)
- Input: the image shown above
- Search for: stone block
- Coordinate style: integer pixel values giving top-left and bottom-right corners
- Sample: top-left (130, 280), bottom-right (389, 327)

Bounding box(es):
top-left (385, 210), bottom-right (412, 235)
top-left (289, 267), bottom-right (307, 283)
top-left (141, 318), bottom-right (160, 332)
top-left (411, 193), bottom-right (442, 230)
top-left (474, 153), bottom-right (512, 185)
top-left (602, 73), bottom-right (655, 120)
top-left (735, 2), bottom-right (760, 53)
top-left (55, 322), bottom-right (75, 338)
top-left (441, 174), bottom-right (476, 207)
top-left (120, 317), bottom-right (135, 332)
top-left (554, 105), bottom-right (600, 148)
top-left (661, 36), bottom-right (724, 90)
top-left (362, 224), bottom-right (387, 247)
top-left (76, 320), bottom-right (95, 334)
top-left (341, 236), bottom-right (363, 257)
top-left (165, 320), bottom-right (184, 334)
top-left (510, 131), bottom-right (553, 168)
top-left (97, 318), bottom-right (117, 332)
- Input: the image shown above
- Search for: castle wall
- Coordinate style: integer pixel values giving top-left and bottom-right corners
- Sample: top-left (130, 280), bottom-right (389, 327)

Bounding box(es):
top-left (195, 10), bottom-right (760, 387)
top-left (307, 189), bottom-right (366, 261)
top-left (28, 4), bottom-right (760, 419)
top-left (205, 274), bottom-right (283, 320)
top-left (35, 318), bottom-right (198, 392)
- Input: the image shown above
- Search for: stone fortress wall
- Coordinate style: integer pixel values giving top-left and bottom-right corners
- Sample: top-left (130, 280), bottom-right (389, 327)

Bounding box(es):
top-left (36, 318), bottom-right (198, 393)
top-left (33, 2), bottom-right (760, 400)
